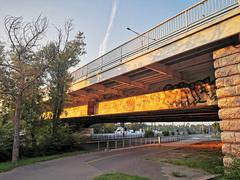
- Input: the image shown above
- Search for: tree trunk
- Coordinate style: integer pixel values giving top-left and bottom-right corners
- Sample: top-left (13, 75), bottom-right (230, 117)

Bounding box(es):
top-left (52, 87), bottom-right (64, 137)
top-left (12, 95), bottom-right (22, 162)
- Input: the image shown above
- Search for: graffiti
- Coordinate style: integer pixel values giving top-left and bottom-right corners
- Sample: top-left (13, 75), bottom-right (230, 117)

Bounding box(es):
top-left (97, 77), bottom-right (217, 115)
top-left (163, 77), bottom-right (217, 108)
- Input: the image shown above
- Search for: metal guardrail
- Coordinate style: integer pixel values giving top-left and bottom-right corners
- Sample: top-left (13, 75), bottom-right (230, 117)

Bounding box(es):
top-left (71, 0), bottom-right (239, 83)
top-left (82, 135), bottom-right (190, 151)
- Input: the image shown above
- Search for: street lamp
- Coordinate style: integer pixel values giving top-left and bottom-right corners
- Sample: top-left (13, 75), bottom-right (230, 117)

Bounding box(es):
top-left (126, 27), bottom-right (157, 41)
top-left (126, 27), bottom-right (140, 35)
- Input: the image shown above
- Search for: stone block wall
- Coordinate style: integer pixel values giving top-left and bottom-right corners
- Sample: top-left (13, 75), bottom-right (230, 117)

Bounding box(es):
top-left (213, 44), bottom-right (240, 166)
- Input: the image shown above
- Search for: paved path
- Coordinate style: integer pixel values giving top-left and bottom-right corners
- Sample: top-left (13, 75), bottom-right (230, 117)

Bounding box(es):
top-left (0, 139), bottom-right (213, 180)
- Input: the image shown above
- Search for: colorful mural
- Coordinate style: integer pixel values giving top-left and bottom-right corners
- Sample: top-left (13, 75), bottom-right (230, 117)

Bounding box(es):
top-left (43, 105), bottom-right (88, 119)
top-left (60, 105), bottom-right (88, 118)
top-left (97, 77), bottom-right (217, 115)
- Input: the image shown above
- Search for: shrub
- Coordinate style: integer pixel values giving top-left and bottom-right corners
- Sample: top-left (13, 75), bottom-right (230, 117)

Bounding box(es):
top-left (144, 130), bottom-right (154, 137)
top-left (162, 131), bottom-right (170, 136)
top-left (20, 123), bottom-right (82, 158)
top-left (0, 120), bottom-right (14, 162)
top-left (1, 120), bottom-right (84, 162)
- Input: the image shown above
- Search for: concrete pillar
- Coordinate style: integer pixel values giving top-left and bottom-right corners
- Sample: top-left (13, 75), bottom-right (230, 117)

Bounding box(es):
top-left (213, 44), bottom-right (240, 166)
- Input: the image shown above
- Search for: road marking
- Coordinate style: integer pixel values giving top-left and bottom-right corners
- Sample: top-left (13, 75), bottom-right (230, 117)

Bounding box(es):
top-left (86, 139), bottom-right (203, 164)
top-left (86, 146), bottom-right (153, 164)
top-left (86, 152), bottom-right (126, 164)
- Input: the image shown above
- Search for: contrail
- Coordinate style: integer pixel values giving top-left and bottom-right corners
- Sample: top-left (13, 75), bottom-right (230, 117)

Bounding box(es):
top-left (98, 0), bottom-right (119, 56)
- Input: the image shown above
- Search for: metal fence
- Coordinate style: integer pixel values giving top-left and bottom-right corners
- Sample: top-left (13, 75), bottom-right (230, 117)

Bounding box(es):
top-left (91, 133), bottom-right (144, 140)
top-left (81, 135), bottom-right (189, 151)
top-left (71, 0), bottom-right (239, 83)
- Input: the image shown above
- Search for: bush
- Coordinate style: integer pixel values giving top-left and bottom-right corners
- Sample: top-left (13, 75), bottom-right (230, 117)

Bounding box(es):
top-left (20, 123), bottom-right (83, 159)
top-left (144, 130), bottom-right (154, 137)
top-left (162, 131), bottom-right (170, 136)
top-left (0, 120), bottom-right (84, 162)
top-left (0, 120), bottom-right (14, 162)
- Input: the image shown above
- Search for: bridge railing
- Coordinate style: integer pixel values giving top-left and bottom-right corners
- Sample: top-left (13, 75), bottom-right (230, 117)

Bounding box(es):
top-left (71, 0), bottom-right (240, 83)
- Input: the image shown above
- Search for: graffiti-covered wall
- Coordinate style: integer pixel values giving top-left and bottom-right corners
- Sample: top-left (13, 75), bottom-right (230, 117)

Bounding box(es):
top-left (97, 77), bottom-right (217, 115)
top-left (44, 105), bottom-right (88, 119)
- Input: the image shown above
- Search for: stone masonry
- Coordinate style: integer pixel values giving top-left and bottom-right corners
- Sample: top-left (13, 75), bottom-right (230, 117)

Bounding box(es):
top-left (213, 44), bottom-right (240, 166)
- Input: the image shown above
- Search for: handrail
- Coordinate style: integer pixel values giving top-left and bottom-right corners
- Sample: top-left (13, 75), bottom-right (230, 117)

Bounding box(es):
top-left (71, 0), bottom-right (240, 83)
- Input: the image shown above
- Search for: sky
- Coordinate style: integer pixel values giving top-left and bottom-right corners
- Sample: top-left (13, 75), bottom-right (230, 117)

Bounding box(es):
top-left (0, 0), bottom-right (200, 69)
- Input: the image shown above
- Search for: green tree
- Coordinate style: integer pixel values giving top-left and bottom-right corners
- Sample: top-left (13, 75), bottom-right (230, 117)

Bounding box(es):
top-left (0, 16), bottom-right (48, 162)
top-left (91, 123), bottom-right (117, 133)
top-left (21, 81), bottom-right (45, 148)
top-left (127, 123), bottom-right (145, 132)
top-left (44, 20), bottom-right (86, 136)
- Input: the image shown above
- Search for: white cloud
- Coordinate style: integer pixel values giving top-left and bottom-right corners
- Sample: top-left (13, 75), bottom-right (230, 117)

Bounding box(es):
top-left (98, 0), bottom-right (119, 56)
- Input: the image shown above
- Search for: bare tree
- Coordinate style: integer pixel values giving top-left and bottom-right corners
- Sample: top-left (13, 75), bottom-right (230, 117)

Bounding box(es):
top-left (0, 15), bottom-right (48, 162)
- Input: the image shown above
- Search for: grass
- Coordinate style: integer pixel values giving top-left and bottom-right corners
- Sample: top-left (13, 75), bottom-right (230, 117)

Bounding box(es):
top-left (145, 147), bottom-right (224, 176)
top-left (162, 149), bottom-right (224, 175)
top-left (93, 173), bottom-right (149, 180)
top-left (0, 151), bottom-right (84, 173)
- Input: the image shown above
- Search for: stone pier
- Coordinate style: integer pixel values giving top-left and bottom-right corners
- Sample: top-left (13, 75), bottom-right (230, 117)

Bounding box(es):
top-left (213, 44), bottom-right (240, 166)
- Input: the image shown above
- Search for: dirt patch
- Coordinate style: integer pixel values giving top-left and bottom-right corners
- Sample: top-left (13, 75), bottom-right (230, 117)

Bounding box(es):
top-left (161, 163), bottom-right (213, 180)
top-left (184, 141), bottom-right (222, 149)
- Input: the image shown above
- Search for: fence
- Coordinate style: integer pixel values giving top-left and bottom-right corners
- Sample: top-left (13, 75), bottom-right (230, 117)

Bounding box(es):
top-left (71, 0), bottom-right (239, 83)
top-left (81, 135), bottom-right (189, 151)
top-left (91, 133), bottom-right (144, 140)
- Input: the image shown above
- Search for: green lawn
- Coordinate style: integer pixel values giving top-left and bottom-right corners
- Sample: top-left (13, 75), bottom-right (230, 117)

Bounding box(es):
top-left (162, 149), bottom-right (224, 175)
top-left (145, 147), bottom-right (224, 177)
top-left (93, 173), bottom-right (149, 180)
top-left (0, 151), bottom-right (84, 173)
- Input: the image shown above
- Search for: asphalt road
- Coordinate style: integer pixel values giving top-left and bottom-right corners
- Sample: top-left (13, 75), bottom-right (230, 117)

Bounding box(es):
top-left (0, 137), bottom-right (216, 180)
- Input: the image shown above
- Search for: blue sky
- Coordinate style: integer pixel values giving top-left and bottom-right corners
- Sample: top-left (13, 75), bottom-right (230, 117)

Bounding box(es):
top-left (0, 0), bottom-right (200, 68)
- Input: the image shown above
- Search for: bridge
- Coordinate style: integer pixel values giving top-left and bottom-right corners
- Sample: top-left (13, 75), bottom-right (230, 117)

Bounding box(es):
top-left (59, 0), bottom-right (240, 164)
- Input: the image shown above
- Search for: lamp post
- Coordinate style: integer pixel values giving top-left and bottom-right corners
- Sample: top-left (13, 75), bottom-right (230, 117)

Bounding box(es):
top-left (126, 27), bottom-right (157, 41)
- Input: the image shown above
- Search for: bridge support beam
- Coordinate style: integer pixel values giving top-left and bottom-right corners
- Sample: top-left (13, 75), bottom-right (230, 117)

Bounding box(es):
top-left (213, 44), bottom-right (240, 166)
top-left (88, 101), bottom-right (97, 115)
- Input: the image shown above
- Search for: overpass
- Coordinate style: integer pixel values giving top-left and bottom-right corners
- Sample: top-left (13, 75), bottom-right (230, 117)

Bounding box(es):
top-left (58, 0), bottom-right (240, 164)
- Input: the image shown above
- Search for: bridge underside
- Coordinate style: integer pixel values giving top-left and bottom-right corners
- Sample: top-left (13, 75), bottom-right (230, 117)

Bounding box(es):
top-left (58, 5), bottom-right (240, 165)
top-left (57, 34), bottom-right (239, 120)
top-left (61, 105), bottom-right (219, 127)
top-left (68, 34), bottom-right (239, 108)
